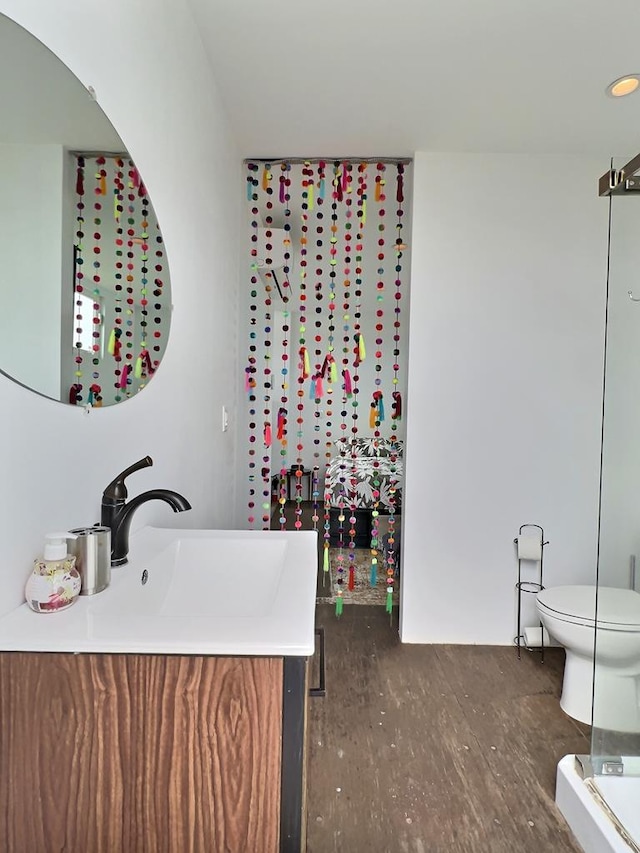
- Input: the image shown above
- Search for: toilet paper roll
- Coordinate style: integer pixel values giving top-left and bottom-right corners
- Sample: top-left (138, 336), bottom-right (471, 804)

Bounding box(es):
top-left (523, 626), bottom-right (551, 648)
top-left (517, 535), bottom-right (542, 561)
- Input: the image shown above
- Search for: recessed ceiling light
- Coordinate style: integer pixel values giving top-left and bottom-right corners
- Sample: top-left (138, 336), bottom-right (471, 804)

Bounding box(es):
top-left (607, 75), bottom-right (640, 97)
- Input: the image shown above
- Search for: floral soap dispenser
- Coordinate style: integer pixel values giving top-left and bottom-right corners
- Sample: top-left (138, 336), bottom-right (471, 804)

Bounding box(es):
top-left (25, 532), bottom-right (81, 613)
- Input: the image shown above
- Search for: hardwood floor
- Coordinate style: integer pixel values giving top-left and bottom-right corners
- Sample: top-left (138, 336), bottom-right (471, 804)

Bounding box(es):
top-left (306, 605), bottom-right (587, 853)
top-left (271, 502), bottom-right (585, 850)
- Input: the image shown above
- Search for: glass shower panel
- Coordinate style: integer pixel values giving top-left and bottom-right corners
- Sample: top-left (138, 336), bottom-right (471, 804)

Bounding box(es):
top-left (592, 156), bottom-right (640, 766)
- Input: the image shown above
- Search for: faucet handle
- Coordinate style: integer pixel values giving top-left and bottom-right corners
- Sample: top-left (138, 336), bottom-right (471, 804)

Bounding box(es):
top-left (102, 455), bottom-right (153, 502)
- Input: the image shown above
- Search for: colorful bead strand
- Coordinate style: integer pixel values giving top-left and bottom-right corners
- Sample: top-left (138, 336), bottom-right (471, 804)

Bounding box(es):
top-left (368, 161), bottom-right (385, 587)
top-left (319, 160), bottom-right (334, 583)
top-left (147, 171), bottom-right (164, 378)
top-left (311, 161), bottom-right (327, 532)
top-left (246, 162), bottom-right (261, 528)
top-left (384, 164), bottom-right (407, 614)
top-left (276, 163), bottom-right (293, 528)
top-left (134, 166), bottom-right (149, 386)
top-left (71, 155), bottom-right (86, 404)
top-left (331, 162), bottom-right (347, 611)
top-left (294, 164), bottom-right (310, 531)
top-left (341, 163), bottom-right (359, 596)
top-left (261, 165), bottom-right (275, 529)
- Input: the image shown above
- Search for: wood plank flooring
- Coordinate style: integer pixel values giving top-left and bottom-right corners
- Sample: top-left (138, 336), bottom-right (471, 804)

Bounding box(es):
top-left (306, 605), bottom-right (587, 853)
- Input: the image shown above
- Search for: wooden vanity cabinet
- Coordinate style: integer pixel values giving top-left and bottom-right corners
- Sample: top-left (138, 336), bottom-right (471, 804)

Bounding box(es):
top-left (0, 652), bottom-right (309, 853)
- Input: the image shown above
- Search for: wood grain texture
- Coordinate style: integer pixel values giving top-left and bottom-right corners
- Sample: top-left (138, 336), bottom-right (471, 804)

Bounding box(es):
top-left (0, 653), bottom-right (283, 853)
top-left (306, 604), bottom-right (588, 853)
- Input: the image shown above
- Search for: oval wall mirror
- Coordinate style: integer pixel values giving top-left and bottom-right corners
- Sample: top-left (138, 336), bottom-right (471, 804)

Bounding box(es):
top-left (0, 14), bottom-right (171, 407)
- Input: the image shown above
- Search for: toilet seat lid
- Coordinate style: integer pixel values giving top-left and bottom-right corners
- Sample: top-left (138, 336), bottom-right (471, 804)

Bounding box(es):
top-left (537, 585), bottom-right (640, 629)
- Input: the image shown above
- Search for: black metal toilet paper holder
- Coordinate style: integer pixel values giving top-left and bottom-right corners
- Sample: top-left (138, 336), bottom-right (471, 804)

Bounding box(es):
top-left (514, 523), bottom-right (549, 661)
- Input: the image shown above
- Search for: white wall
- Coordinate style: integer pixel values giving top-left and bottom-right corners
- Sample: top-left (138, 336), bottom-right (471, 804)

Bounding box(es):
top-left (0, 142), bottom-right (63, 397)
top-left (0, 8), bottom-right (613, 647)
top-left (0, 0), bottom-right (241, 614)
top-left (400, 152), bottom-right (609, 644)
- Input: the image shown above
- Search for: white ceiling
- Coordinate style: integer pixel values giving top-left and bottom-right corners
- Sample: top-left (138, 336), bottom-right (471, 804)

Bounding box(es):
top-left (188, 0), bottom-right (640, 162)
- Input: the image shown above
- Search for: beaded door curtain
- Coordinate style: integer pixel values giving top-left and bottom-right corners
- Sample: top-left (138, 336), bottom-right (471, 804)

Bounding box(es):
top-left (244, 159), bottom-right (408, 613)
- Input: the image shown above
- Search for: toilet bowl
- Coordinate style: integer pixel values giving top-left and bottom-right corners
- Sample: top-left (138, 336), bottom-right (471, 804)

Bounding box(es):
top-left (536, 585), bottom-right (640, 733)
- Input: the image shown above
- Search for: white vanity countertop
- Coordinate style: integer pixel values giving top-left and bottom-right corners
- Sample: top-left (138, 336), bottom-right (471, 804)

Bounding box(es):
top-left (0, 526), bottom-right (319, 657)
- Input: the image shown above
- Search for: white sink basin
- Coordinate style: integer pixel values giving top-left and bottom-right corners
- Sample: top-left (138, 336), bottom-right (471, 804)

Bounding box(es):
top-left (96, 530), bottom-right (290, 619)
top-left (0, 526), bottom-right (319, 656)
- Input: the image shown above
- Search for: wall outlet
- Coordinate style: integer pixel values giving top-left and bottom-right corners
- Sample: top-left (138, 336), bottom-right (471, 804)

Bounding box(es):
top-left (221, 406), bottom-right (229, 433)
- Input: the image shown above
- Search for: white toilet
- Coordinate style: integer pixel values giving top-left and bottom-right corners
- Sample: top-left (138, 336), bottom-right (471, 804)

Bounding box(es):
top-left (536, 585), bottom-right (640, 733)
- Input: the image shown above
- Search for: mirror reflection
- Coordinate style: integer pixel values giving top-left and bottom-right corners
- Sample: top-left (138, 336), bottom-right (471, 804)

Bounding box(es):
top-left (0, 14), bottom-right (171, 406)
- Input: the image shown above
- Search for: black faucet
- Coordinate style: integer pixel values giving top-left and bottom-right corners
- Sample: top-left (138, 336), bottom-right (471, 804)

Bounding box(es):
top-left (101, 456), bottom-right (192, 566)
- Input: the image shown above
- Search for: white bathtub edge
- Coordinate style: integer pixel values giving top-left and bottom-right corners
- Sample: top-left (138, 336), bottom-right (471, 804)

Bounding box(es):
top-left (556, 754), bottom-right (633, 853)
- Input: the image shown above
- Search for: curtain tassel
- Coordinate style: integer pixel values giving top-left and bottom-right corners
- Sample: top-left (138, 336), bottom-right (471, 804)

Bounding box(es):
top-left (300, 346), bottom-right (310, 378)
top-left (76, 159), bottom-right (84, 195)
top-left (118, 363), bottom-right (130, 389)
top-left (392, 391), bottom-right (402, 420)
top-left (109, 328), bottom-right (122, 360)
top-left (277, 408), bottom-right (287, 440)
top-left (143, 351), bottom-right (155, 376)
top-left (396, 164), bottom-right (404, 203)
top-left (370, 391), bottom-right (384, 427)
top-left (335, 165), bottom-right (343, 202)
top-left (343, 369), bottom-right (353, 397)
